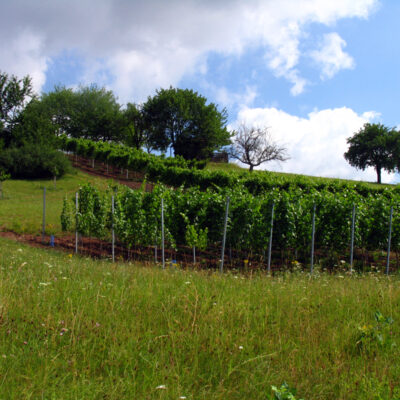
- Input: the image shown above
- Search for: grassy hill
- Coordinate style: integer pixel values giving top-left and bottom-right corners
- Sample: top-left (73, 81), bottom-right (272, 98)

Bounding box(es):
top-left (0, 170), bottom-right (114, 235)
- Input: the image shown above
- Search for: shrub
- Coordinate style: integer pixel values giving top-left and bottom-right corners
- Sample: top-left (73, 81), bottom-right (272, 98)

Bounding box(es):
top-left (0, 144), bottom-right (71, 179)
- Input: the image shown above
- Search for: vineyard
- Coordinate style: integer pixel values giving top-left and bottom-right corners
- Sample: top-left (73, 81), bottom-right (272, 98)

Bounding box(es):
top-left (61, 181), bottom-right (400, 272)
top-left (58, 135), bottom-right (394, 196)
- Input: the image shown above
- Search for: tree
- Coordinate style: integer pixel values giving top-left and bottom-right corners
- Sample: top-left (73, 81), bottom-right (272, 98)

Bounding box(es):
top-left (41, 85), bottom-right (123, 142)
top-left (0, 71), bottom-right (34, 130)
top-left (142, 87), bottom-right (231, 159)
top-left (229, 124), bottom-right (289, 172)
top-left (344, 123), bottom-right (400, 184)
top-left (11, 98), bottom-right (58, 148)
top-left (121, 103), bottom-right (147, 150)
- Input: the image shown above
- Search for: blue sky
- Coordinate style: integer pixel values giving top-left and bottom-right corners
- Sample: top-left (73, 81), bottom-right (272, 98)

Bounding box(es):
top-left (1, 0), bottom-right (398, 183)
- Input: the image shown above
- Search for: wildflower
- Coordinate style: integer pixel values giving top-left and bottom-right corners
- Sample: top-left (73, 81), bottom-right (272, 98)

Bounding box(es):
top-left (179, 397), bottom-right (187, 399)
top-left (238, 345), bottom-right (244, 350)
top-left (68, 254), bottom-right (73, 258)
top-left (156, 385), bottom-right (166, 390)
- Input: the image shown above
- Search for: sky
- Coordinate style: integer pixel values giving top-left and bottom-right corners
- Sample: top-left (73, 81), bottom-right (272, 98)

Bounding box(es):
top-left (1, 0), bottom-right (399, 183)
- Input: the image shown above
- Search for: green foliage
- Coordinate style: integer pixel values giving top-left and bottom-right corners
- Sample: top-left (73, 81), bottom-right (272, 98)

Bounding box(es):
top-left (0, 71), bottom-right (34, 131)
top-left (270, 383), bottom-right (304, 400)
top-left (11, 98), bottom-right (58, 148)
top-left (0, 144), bottom-right (71, 179)
top-left (182, 213), bottom-right (208, 250)
top-left (61, 196), bottom-right (74, 232)
top-left (61, 180), bottom-right (400, 259)
top-left (121, 102), bottom-right (147, 150)
top-left (0, 168), bottom-right (10, 182)
top-left (41, 84), bottom-right (123, 142)
top-left (60, 136), bottom-right (397, 197)
top-left (142, 87), bottom-right (231, 159)
top-left (355, 311), bottom-right (395, 353)
top-left (75, 183), bottom-right (110, 238)
top-left (344, 123), bottom-right (400, 184)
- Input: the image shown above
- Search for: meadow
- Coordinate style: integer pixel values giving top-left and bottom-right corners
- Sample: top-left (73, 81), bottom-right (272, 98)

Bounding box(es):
top-left (0, 237), bottom-right (399, 399)
top-left (0, 171), bottom-right (113, 235)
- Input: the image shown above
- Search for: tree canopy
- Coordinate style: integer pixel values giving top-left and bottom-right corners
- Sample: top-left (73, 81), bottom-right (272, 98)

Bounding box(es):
top-left (142, 87), bottom-right (231, 159)
top-left (344, 123), bottom-right (400, 184)
top-left (41, 85), bottom-right (123, 142)
top-left (0, 71), bottom-right (34, 130)
top-left (121, 103), bottom-right (147, 150)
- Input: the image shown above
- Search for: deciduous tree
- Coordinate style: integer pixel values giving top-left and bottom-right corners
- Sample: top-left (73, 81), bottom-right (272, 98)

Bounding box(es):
top-left (142, 87), bottom-right (231, 159)
top-left (229, 124), bottom-right (289, 171)
top-left (0, 71), bottom-right (34, 130)
top-left (344, 123), bottom-right (400, 184)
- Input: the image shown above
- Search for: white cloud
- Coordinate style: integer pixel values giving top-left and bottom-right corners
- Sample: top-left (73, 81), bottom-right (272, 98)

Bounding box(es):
top-left (0, 0), bottom-right (378, 102)
top-left (215, 85), bottom-right (258, 109)
top-left (311, 32), bottom-right (355, 79)
top-left (0, 30), bottom-right (48, 93)
top-left (234, 106), bottom-right (396, 184)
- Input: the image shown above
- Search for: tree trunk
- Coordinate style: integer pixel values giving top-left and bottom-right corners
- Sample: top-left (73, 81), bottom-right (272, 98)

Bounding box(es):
top-left (249, 164), bottom-right (254, 172)
top-left (376, 167), bottom-right (382, 184)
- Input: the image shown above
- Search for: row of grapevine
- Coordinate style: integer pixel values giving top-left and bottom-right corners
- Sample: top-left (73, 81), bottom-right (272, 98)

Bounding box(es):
top-left (57, 136), bottom-right (399, 197)
top-left (61, 184), bottom-right (400, 265)
top-left (57, 135), bottom-right (206, 173)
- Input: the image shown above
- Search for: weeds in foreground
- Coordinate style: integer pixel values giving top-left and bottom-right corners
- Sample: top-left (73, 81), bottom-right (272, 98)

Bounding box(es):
top-left (270, 383), bottom-right (304, 400)
top-left (355, 311), bottom-right (395, 353)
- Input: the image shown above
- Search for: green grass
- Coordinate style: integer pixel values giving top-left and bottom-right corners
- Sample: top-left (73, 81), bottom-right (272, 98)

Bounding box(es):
top-left (0, 170), bottom-right (115, 235)
top-left (0, 237), bottom-right (399, 399)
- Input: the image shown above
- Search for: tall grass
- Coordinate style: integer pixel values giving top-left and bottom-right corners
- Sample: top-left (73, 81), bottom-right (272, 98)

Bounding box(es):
top-left (0, 237), bottom-right (399, 399)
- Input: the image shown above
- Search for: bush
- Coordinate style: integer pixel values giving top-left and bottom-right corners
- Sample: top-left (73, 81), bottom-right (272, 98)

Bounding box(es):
top-left (0, 144), bottom-right (71, 179)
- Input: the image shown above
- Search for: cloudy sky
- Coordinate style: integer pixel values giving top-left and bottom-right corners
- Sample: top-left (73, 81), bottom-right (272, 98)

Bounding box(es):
top-left (1, 0), bottom-right (399, 183)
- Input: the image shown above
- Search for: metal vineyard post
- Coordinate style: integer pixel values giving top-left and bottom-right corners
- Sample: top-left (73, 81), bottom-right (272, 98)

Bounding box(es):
top-left (310, 203), bottom-right (316, 274)
top-left (42, 187), bottom-right (46, 244)
top-left (161, 198), bottom-right (165, 269)
top-left (112, 195), bottom-right (115, 263)
top-left (267, 202), bottom-right (275, 274)
top-left (220, 196), bottom-right (230, 273)
top-left (75, 192), bottom-right (78, 254)
top-left (350, 204), bottom-right (356, 272)
top-left (386, 206), bottom-right (393, 275)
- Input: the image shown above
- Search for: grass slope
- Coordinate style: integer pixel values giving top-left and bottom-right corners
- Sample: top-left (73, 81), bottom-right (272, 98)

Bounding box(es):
top-left (0, 237), bottom-right (399, 399)
top-left (0, 171), bottom-right (114, 235)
